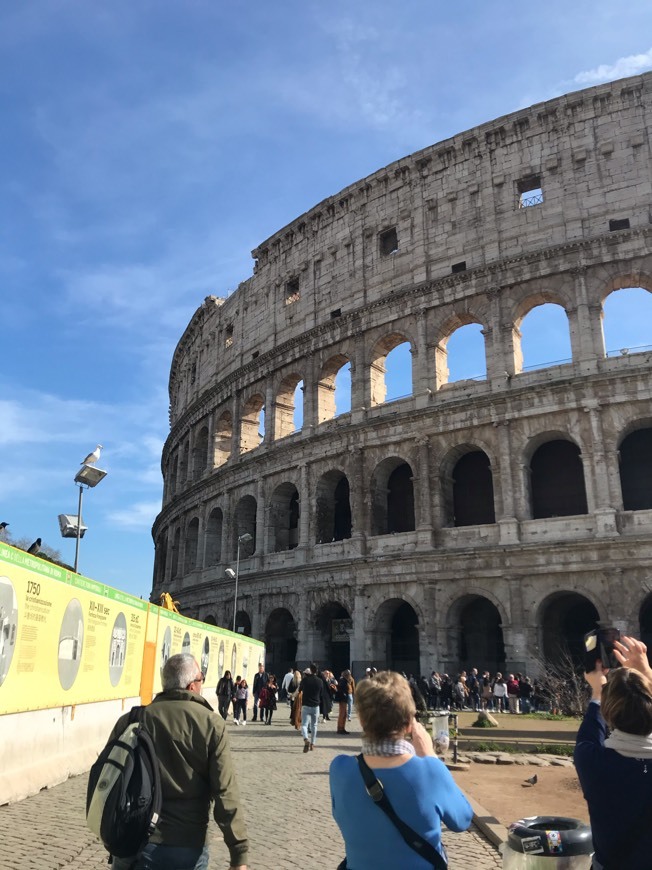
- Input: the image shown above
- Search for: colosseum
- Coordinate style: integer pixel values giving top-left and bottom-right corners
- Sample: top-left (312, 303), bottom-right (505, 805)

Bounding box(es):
top-left (152, 72), bottom-right (652, 680)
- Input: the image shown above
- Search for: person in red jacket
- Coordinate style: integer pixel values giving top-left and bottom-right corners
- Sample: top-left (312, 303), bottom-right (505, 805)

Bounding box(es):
top-left (506, 673), bottom-right (520, 714)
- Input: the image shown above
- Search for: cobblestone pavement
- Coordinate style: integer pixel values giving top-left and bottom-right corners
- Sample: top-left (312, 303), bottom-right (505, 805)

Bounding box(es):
top-left (0, 713), bottom-right (501, 869)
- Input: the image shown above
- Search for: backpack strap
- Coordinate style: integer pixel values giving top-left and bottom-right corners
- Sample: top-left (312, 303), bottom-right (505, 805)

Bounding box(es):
top-left (356, 754), bottom-right (447, 870)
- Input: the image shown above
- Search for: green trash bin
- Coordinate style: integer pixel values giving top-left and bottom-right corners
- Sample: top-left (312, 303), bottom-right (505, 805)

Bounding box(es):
top-left (501, 816), bottom-right (593, 869)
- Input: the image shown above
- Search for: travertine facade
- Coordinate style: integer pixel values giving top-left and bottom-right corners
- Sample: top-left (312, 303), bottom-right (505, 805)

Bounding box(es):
top-left (152, 73), bottom-right (652, 679)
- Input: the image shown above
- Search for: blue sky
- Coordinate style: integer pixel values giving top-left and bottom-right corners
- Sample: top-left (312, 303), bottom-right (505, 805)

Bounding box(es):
top-left (2, 1), bottom-right (652, 598)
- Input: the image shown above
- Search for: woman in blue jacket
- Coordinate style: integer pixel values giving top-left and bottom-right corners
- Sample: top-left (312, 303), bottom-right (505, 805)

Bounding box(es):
top-left (330, 670), bottom-right (472, 869)
top-left (575, 635), bottom-right (652, 870)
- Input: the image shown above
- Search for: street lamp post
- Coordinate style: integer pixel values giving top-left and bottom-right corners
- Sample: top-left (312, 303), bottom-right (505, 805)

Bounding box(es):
top-left (226, 532), bottom-right (253, 633)
top-left (72, 463), bottom-right (107, 573)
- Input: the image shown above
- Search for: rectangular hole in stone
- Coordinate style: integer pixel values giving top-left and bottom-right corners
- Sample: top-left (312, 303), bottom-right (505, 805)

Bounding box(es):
top-left (609, 218), bottom-right (630, 232)
top-left (451, 261), bottom-right (467, 274)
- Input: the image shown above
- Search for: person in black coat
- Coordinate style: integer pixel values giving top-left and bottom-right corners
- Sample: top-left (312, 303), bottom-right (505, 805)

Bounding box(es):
top-left (319, 669), bottom-right (334, 721)
top-left (252, 663), bottom-right (268, 722)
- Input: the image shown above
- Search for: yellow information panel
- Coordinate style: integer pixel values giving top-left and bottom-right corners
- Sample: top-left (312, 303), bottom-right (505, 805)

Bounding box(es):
top-left (0, 543), bottom-right (148, 714)
top-left (152, 609), bottom-right (265, 697)
top-left (0, 543), bottom-right (264, 715)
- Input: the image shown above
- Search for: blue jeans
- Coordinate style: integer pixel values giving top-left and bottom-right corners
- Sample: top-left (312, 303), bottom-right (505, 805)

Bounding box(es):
top-left (347, 693), bottom-right (353, 719)
top-left (301, 704), bottom-right (319, 745)
top-left (113, 845), bottom-right (209, 870)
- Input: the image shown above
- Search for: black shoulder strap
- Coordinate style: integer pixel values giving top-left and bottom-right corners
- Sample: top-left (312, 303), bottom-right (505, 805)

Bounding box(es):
top-left (356, 754), bottom-right (447, 870)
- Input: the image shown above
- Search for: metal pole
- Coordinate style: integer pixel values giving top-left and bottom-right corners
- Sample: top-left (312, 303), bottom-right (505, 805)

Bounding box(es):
top-left (232, 538), bottom-right (241, 633)
top-left (74, 484), bottom-right (84, 573)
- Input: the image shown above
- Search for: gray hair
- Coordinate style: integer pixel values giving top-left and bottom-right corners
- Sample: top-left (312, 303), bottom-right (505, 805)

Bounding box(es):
top-left (162, 653), bottom-right (198, 690)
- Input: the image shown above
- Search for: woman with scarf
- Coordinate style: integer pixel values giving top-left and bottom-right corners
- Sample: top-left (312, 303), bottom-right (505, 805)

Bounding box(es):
top-left (215, 669), bottom-right (234, 720)
top-left (330, 670), bottom-right (472, 868)
top-left (575, 635), bottom-right (652, 870)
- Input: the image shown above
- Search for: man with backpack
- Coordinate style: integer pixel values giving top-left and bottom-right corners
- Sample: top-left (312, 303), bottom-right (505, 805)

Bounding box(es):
top-left (101, 653), bottom-right (249, 870)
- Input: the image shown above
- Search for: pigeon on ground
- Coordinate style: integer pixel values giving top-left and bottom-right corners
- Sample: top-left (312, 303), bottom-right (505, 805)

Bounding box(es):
top-left (523, 774), bottom-right (538, 786)
top-left (27, 537), bottom-right (41, 555)
top-left (81, 444), bottom-right (103, 465)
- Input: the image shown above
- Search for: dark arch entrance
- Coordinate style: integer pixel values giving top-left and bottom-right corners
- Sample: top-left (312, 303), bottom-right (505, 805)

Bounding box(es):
top-left (374, 599), bottom-right (420, 676)
top-left (620, 428), bottom-right (652, 510)
top-left (371, 458), bottom-right (415, 535)
top-left (204, 614), bottom-right (217, 626)
top-left (316, 470), bottom-right (352, 543)
top-left (530, 440), bottom-right (588, 518)
top-left (457, 596), bottom-right (505, 673)
top-left (264, 608), bottom-right (298, 679)
top-left (541, 593), bottom-right (599, 665)
top-left (314, 601), bottom-right (351, 675)
top-left (235, 610), bottom-right (252, 637)
top-left (453, 451), bottom-right (496, 526)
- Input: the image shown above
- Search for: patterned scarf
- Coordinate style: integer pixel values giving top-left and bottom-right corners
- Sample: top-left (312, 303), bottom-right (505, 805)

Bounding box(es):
top-left (360, 738), bottom-right (415, 757)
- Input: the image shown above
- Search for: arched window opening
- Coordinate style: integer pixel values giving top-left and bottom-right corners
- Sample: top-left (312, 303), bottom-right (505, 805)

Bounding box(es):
top-left (620, 427), bottom-right (652, 510)
top-left (541, 593), bottom-right (599, 665)
top-left (457, 596), bottom-right (505, 674)
top-left (192, 426), bottom-right (209, 480)
top-left (318, 355), bottom-right (351, 423)
top-left (232, 495), bottom-right (257, 557)
top-left (275, 374), bottom-right (304, 439)
top-left (156, 533), bottom-right (167, 585)
top-left (371, 458), bottom-right (415, 535)
top-left (314, 602), bottom-right (351, 676)
top-left (518, 303), bottom-right (572, 372)
top-left (168, 454), bottom-right (178, 497)
top-left (180, 441), bottom-right (190, 483)
top-left (235, 610), bottom-right (252, 636)
top-left (205, 508), bottom-right (223, 565)
top-left (530, 439), bottom-right (588, 518)
top-left (372, 599), bottom-right (420, 676)
top-left (270, 483), bottom-right (300, 551)
top-left (204, 614), bottom-right (217, 626)
top-left (170, 528), bottom-right (181, 578)
top-left (184, 518), bottom-right (200, 574)
top-left (240, 394), bottom-right (265, 453)
top-left (264, 608), bottom-right (298, 680)
top-left (315, 470), bottom-right (352, 543)
top-left (370, 334), bottom-right (412, 406)
top-left (452, 451), bottom-right (495, 526)
top-left (214, 412), bottom-right (233, 467)
top-left (603, 287), bottom-right (652, 357)
top-left (441, 323), bottom-right (487, 385)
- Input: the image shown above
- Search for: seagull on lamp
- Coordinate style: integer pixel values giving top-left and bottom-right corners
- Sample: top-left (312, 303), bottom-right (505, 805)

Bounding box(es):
top-left (27, 537), bottom-right (41, 555)
top-left (81, 445), bottom-right (103, 466)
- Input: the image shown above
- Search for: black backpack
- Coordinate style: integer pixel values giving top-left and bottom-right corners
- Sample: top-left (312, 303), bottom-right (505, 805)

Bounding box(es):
top-left (86, 706), bottom-right (162, 859)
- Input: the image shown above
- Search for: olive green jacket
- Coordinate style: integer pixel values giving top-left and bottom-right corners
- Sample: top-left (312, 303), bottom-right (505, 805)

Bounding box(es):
top-left (110, 689), bottom-right (248, 865)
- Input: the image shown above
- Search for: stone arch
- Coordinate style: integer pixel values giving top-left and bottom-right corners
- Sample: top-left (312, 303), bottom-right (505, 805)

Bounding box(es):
top-left (510, 289), bottom-right (573, 374)
top-left (443, 444), bottom-right (496, 527)
top-left (539, 591), bottom-right (600, 665)
top-left (601, 282), bottom-right (652, 357)
top-left (369, 332), bottom-right (413, 407)
top-left (235, 610), bottom-right (252, 637)
top-left (184, 517), bottom-right (200, 573)
top-left (214, 411), bottom-right (233, 467)
top-left (274, 372), bottom-right (304, 439)
top-left (170, 527), bottom-right (181, 578)
top-left (240, 393), bottom-right (265, 453)
top-left (192, 426), bottom-right (209, 480)
top-left (269, 482), bottom-right (300, 551)
top-left (315, 470), bottom-right (352, 544)
top-left (371, 598), bottom-right (421, 676)
top-left (434, 311), bottom-right (488, 387)
top-left (519, 303), bottom-right (572, 372)
top-left (528, 436), bottom-right (588, 518)
top-left (317, 353), bottom-right (351, 423)
top-left (370, 456), bottom-right (415, 535)
top-left (155, 531), bottom-right (167, 585)
top-left (619, 425), bottom-right (652, 511)
top-left (203, 614), bottom-right (217, 626)
top-left (180, 440), bottom-right (190, 483)
top-left (232, 495), bottom-right (257, 557)
top-left (313, 600), bottom-right (351, 675)
top-left (204, 507), bottom-right (223, 565)
top-left (448, 594), bottom-right (506, 674)
top-left (168, 453), bottom-right (178, 496)
top-left (264, 608), bottom-right (298, 679)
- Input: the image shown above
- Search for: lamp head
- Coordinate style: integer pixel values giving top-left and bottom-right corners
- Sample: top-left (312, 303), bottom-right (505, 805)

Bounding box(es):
top-left (225, 568), bottom-right (236, 579)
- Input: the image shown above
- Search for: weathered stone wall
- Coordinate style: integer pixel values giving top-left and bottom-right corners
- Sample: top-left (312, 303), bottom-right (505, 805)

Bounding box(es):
top-left (153, 73), bottom-right (652, 679)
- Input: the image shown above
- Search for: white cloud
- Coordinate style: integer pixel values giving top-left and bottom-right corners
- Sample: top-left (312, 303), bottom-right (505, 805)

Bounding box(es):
top-left (575, 48), bottom-right (652, 85)
top-left (107, 500), bottom-right (162, 531)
